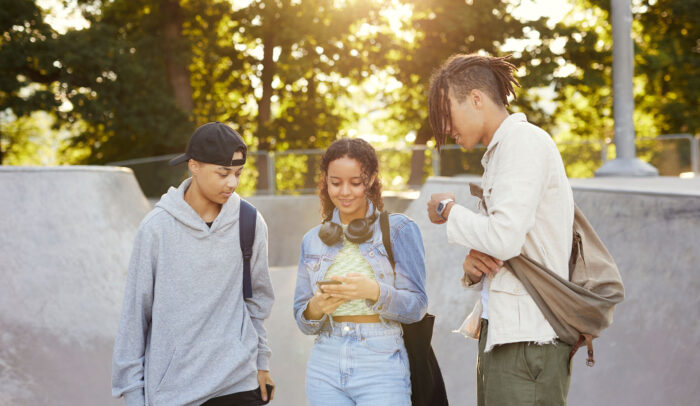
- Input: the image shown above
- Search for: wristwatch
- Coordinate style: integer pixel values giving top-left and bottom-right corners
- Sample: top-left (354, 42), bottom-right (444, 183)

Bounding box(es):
top-left (436, 198), bottom-right (455, 220)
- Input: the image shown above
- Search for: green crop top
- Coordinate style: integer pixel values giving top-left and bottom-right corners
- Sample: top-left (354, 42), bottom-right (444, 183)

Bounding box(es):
top-left (324, 225), bottom-right (378, 317)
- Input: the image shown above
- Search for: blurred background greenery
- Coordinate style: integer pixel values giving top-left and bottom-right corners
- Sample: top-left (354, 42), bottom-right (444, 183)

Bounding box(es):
top-left (1, 0), bottom-right (698, 196)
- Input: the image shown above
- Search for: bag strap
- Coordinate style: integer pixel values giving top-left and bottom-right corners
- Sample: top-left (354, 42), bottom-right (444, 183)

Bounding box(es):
top-left (379, 211), bottom-right (395, 270)
top-left (569, 333), bottom-right (595, 367)
top-left (239, 199), bottom-right (257, 299)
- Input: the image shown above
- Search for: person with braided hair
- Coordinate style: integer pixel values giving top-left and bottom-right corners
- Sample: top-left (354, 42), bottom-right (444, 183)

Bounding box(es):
top-left (426, 54), bottom-right (575, 405)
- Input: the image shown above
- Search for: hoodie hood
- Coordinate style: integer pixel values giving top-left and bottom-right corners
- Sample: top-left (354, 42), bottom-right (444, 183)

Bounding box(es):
top-left (155, 177), bottom-right (241, 237)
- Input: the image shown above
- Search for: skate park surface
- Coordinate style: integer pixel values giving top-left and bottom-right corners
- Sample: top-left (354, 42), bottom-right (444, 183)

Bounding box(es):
top-left (1, 166), bottom-right (699, 405)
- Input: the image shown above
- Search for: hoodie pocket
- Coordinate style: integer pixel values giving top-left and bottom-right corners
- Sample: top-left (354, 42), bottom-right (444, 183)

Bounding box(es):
top-left (155, 347), bottom-right (178, 392)
top-left (154, 335), bottom-right (257, 399)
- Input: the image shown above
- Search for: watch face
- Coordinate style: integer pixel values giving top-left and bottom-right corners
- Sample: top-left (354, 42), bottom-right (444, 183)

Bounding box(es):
top-left (437, 202), bottom-right (445, 214)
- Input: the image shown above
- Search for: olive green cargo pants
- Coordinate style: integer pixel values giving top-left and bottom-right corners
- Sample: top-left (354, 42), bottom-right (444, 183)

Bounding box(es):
top-left (477, 319), bottom-right (572, 406)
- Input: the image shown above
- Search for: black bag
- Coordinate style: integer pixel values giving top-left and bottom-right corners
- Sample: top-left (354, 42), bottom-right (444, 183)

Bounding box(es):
top-left (380, 212), bottom-right (449, 406)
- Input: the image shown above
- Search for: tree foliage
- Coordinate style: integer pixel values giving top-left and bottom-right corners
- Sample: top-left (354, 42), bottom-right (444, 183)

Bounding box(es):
top-left (550, 0), bottom-right (700, 175)
top-left (366, 0), bottom-right (563, 184)
top-left (0, 0), bottom-right (194, 164)
top-left (1, 0), bottom-right (698, 181)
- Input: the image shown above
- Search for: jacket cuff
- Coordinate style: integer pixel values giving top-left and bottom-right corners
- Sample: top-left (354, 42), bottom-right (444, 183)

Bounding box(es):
top-left (462, 273), bottom-right (484, 290)
top-left (299, 302), bottom-right (327, 330)
top-left (123, 388), bottom-right (145, 406)
top-left (257, 352), bottom-right (271, 371)
top-left (368, 282), bottom-right (392, 313)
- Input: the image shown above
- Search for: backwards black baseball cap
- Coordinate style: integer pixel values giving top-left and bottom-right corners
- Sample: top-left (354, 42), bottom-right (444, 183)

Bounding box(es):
top-left (169, 122), bottom-right (247, 167)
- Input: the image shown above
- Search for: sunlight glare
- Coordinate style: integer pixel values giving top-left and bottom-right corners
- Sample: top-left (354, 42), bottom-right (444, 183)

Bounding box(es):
top-left (510, 0), bottom-right (573, 24)
top-left (379, 0), bottom-right (414, 43)
top-left (36, 0), bottom-right (90, 33)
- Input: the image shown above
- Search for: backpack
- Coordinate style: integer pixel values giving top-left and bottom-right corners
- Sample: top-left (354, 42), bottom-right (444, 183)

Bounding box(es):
top-left (469, 183), bottom-right (625, 366)
top-left (239, 199), bottom-right (256, 299)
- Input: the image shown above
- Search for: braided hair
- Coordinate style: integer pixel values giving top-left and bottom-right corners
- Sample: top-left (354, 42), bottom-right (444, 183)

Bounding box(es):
top-left (428, 54), bottom-right (520, 150)
top-left (318, 138), bottom-right (384, 220)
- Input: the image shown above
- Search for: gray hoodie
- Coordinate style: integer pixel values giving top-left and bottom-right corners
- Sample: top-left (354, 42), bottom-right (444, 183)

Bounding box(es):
top-left (112, 178), bottom-right (274, 406)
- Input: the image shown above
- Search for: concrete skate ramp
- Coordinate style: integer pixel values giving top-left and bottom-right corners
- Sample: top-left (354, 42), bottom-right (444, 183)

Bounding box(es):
top-left (0, 167), bottom-right (151, 406)
top-left (4, 166), bottom-right (699, 405)
top-left (405, 176), bottom-right (700, 406)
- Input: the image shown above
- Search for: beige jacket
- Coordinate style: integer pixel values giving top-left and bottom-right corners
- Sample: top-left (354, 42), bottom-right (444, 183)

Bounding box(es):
top-left (446, 113), bottom-right (574, 352)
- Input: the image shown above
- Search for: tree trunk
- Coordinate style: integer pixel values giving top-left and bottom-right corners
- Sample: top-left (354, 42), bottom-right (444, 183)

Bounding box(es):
top-left (256, 32), bottom-right (276, 193)
top-left (160, 0), bottom-right (193, 113)
top-left (407, 124), bottom-right (433, 187)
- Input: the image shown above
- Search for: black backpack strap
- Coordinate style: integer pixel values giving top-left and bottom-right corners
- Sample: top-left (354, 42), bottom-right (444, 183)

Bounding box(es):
top-left (239, 199), bottom-right (257, 299)
top-left (379, 211), bottom-right (395, 270)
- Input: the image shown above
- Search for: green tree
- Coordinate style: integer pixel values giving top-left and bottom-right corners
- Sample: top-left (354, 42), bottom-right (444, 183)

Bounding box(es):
top-left (0, 0), bottom-right (57, 164)
top-left (551, 0), bottom-right (700, 176)
top-left (635, 0), bottom-right (700, 136)
top-left (215, 0), bottom-right (386, 191)
top-left (0, 0), bottom-right (196, 164)
top-left (368, 0), bottom-right (561, 185)
top-left (2, 0), bottom-right (394, 193)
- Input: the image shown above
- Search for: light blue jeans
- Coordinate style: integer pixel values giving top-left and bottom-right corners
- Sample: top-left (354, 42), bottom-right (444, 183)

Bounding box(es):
top-left (305, 321), bottom-right (411, 406)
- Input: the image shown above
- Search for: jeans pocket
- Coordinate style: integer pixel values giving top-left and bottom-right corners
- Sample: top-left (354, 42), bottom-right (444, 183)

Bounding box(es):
top-left (361, 335), bottom-right (402, 354)
top-left (521, 343), bottom-right (545, 381)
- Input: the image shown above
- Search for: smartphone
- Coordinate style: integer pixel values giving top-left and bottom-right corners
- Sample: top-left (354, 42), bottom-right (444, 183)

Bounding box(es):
top-left (316, 279), bottom-right (342, 292)
top-left (260, 383), bottom-right (274, 404)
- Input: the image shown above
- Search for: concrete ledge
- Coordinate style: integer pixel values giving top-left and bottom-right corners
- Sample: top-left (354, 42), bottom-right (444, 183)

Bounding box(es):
top-left (1, 165), bottom-right (135, 174)
top-left (427, 174), bottom-right (700, 196)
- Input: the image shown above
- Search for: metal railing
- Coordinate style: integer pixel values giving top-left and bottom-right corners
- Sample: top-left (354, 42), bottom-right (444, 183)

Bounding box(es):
top-left (637, 133), bottom-right (699, 175)
top-left (108, 134), bottom-right (700, 196)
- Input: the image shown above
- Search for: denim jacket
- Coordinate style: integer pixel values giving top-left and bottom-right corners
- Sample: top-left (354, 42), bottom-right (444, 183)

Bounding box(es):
top-left (293, 204), bottom-right (428, 335)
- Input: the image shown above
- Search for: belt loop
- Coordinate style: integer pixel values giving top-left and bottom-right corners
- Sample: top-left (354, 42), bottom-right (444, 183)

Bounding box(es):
top-left (379, 315), bottom-right (391, 328)
top-left (328, 314), bottom-right (336, 330)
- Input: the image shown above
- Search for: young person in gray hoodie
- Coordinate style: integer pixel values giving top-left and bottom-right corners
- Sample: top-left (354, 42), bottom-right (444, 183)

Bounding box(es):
top-left (112, 122), bottom-right (275, 406)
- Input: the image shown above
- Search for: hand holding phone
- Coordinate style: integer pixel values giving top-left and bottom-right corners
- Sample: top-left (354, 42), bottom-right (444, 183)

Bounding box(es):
top-left (316, 279), bottom-right (342, 293)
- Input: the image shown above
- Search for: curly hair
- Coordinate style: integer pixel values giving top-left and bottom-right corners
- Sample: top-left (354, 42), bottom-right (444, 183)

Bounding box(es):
top-left (318, 138), bottom-right (384, 220)
top-left (429, 54), bottom-right (520, 151)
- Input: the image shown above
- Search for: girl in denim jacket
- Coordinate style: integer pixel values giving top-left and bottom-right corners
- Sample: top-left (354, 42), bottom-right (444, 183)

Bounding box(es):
top-left (293, 138), bottom-right (428, 405)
